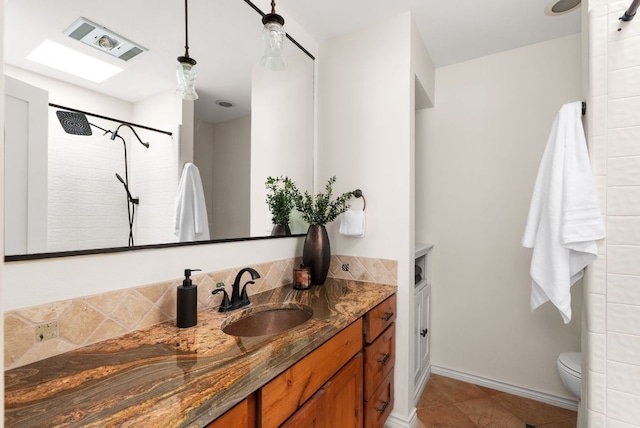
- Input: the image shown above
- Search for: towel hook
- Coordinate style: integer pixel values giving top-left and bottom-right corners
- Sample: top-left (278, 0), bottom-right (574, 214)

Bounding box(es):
top-left (352, 189), bottom-right (366, 211)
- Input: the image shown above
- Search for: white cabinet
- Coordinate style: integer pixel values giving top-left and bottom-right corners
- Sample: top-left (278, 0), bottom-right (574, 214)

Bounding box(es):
top-left (414, 243), bottom-right (433, 403)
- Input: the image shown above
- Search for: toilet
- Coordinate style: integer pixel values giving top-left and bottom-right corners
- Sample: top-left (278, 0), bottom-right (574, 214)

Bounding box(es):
top-left (557, 352), bottom-right (582, 399)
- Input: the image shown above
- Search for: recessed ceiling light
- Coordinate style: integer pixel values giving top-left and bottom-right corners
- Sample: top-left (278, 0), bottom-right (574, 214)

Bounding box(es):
top-left (545, 0), bottom-right (581, 15)
top-left (215, 100), bottom-right (235, 108)
top-left (26, 40), bottom-right (123, 83)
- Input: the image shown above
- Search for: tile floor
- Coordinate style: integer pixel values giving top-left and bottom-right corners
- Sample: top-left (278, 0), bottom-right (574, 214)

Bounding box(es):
top-left (416, 374), bottom-right (577, 428)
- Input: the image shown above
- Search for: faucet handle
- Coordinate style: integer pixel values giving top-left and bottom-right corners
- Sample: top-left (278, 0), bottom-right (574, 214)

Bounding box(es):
top-left (239, 281), bottom-right (256, 307)
top-left (212, 289), bottom-right (232, 312)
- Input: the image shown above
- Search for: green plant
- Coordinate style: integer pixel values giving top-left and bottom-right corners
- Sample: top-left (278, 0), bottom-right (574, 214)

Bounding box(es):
top-left (265, 176), bottom-right (299, 226)
top-left (295, 176), bottom-right (352, 226)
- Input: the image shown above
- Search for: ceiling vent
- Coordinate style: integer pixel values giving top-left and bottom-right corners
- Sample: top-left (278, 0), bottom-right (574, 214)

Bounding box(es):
top-left (63, 17), bottom-right (147, 61)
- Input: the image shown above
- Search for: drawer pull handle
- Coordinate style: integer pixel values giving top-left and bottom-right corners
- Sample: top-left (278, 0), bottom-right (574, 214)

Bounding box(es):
top-left (420, 328), bottom-right (428, 337)
top-left (378, 353), bottom-right (390, 365)
top-left (381, 312), bottom-right (394, 322)
top-left (375, 400), bottom-right (389, 413)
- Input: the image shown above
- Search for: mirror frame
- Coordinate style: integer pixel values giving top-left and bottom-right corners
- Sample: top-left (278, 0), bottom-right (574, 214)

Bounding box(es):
top-left (4, 0), bottom-right (315, 262)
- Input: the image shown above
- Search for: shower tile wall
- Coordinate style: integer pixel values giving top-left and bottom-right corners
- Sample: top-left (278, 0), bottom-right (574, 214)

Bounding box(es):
top-left (586, 0), bottom-right (640, 426)
top-left (47, 111), bottom-right (130, 252)
top-left (3, 255), bottom-right (397, 370)
top-left (47, 112), bottom-right (179, 252)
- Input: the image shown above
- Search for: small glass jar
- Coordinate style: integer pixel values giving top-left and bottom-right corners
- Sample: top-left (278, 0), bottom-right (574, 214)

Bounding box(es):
top-left (293, 264), bottom-right (311, 290)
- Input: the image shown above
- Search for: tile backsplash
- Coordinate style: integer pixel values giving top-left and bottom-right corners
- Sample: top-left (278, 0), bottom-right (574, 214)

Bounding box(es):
top-left (4, 255), bottom-right (397, 370)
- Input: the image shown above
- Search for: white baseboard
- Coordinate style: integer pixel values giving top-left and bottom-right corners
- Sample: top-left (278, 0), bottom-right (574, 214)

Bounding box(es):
top-left (385, 408), bottom-right (417, 428)
top-left (431, 365), bottom-right (579, 411)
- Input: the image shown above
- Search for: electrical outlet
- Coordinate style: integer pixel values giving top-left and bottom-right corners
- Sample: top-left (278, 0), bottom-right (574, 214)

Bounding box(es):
top-left (35, 322), bottom-right (58, 342)
top-left (216, 282), bottom-right (225, 289)
top-left (342, 263), bottom-right (350, 272)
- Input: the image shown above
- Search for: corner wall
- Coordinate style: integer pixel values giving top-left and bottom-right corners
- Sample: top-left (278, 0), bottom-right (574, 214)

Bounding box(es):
top-left (585, 1), bottom-right (640, 425)
top-left (418, 34), bottom-right (583, 401)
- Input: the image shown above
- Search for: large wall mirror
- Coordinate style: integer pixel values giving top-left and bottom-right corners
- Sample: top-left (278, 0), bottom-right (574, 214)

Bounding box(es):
top-left (4, 0), bottom-right (314, 260)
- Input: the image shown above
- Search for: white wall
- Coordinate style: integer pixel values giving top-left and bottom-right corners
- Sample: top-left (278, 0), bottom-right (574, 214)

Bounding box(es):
top-left (197, 116), bottom-right (251, 239)
top-left (1, 0), bottom-right (6, 410)
top-left (317, 12), bottom-right (435, 425)
top-left (584, 1), bottom-right (640, 425)
top-left (418, 34), bottom-right (583, 400)
top-left (250, 53), bottom-right (314, 236)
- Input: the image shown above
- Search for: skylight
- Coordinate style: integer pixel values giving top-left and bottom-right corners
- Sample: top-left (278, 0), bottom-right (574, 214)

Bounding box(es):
top-left (26, 40), bottom-right (123, 83)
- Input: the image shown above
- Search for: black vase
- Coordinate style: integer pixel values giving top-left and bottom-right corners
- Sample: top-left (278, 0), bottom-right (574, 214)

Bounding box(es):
top-left (303, 225), bottom-right (331, 285)
top-left (271, 224), bottom-right (291, 236)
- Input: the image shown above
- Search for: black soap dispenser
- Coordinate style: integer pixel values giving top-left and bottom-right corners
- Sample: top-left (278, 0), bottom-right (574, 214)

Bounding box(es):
top-left (177, 269), bottom-right (201, 328)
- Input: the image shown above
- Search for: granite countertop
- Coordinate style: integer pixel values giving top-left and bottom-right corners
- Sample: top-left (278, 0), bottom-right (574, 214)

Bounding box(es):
top-left (4, 279), bottom-right (396, 427)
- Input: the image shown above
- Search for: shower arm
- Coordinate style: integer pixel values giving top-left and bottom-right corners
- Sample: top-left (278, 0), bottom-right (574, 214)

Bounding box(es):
top-left (112, 123), bottom-right (150, 148)
top-left (621, 0), bottom-right (640, 21)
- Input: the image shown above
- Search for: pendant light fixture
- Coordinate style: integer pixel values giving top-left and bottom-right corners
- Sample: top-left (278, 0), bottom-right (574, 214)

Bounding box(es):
top-left (260, 0), bottom-right (287, 71)
top-left (175, 0), bottom-right (198, 100)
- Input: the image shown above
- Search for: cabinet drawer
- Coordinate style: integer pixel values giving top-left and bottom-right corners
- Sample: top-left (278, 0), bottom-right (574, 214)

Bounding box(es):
top-left (260, 319), bottom-right (363, 428)
top-left (364, 323), bottom-right (395, 401)
top-left (364, 371), bottom-right (394, 428)
top-left (206, 395), bottom-right (255, 428)
top-left (364, 295), bottom-right (396, 344)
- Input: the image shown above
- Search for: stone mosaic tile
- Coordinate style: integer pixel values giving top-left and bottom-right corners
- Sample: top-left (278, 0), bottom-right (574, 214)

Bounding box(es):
top-left (3, 255), bottom-right (396, 369)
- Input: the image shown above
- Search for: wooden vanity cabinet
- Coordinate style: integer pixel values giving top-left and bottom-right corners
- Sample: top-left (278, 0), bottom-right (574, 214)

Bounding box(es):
top-left (260, 319), bottom-right (363, 428)
top-left (206, 394), bottom-right (256, 428)
top-left (363, 295), bottom-right (396, 428)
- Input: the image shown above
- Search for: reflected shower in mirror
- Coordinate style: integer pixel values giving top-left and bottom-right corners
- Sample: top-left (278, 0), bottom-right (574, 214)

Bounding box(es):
top-left (3, 0), bottom-right (314, 259)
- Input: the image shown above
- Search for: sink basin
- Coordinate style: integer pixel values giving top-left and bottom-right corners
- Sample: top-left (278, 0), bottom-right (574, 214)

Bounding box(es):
top-left (221, 303), bottom-right (313, 337)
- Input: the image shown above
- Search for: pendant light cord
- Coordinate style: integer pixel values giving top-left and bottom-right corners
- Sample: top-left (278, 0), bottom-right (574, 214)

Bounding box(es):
top-left (184, 0), bottom-right (190, 58)
top-left (271, 0), bottom-right (276, 14)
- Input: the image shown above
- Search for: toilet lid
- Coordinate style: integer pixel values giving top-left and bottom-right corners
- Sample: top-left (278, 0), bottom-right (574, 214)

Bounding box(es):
top-left (559, 352), bottom-right (581, 375)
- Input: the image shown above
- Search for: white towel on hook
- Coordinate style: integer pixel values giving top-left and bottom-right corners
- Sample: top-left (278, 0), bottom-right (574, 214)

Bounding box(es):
top-left (522, 101), bottom-right (605, 323)
top-left (339, 209), bottom-right (365, 237)
top-left (174, 163), bottom-right (210, 242)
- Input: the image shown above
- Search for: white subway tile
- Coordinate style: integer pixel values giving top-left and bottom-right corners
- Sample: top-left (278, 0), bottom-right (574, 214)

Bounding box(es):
top-left (589, 371), bottom-right (607, 413)
top-left (605, 418), bottom-right (638, 428)
top-left (589, 3), bottom-right (608, 17)
top-left (591, 55), bottom-right (608, 98)
top-left (609, 97), bottom-right (640, 129)
top-left (588, 254), bottom-right (607, 294)
top-left (594, 176), bottom-right (608, 215)
top-left (608, 274), bottom-right (640, 305)
top-left (588, 332), bottom-right (607, 373)
top-left (588, 293), bottom-right (607, 333)
top-left (607, 390), bottom-right (640, 425)
top-left (609, 332), bottom-right (640, 365)
top-left (589, 95), bottom-right (607, 137)
top-left (608, 187), bottom-right (640, 215)
top-left (588, 409), bottom-right (606, 428)
top-left (609, 67), bottom-right (640, 100)
top-left (608, 303), bottom-right (640, 335)
top-left (608, 360), bottom-right (640, 396)
top-left (609, 245), bottom-right (640, 275)
top-left (609, 36), bottom-right (640, 71)
top-left (591, 14), bottom-right (608, 58)
top-left (609, 126), bottom-right (640, 158)
top-left (608, 216), bottom-right (640, 245)
top-left (590, 135), bottom-right (607, 175)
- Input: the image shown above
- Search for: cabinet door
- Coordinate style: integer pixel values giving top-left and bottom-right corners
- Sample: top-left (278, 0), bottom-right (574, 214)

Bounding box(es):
top-left (323, 352), bottom-right (364, 428)
top-left (420, 285), bottom-right (431, 373)
top-left (206, 395), bottom-right (255, 428)
top-left (414, 287), bottom-right (424, 385)
top-left (281, 389), bottom-right (327, 428)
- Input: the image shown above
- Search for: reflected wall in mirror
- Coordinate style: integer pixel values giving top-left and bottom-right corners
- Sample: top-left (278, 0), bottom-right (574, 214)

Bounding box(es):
top-left (3, 0), bottom-right (314, 258)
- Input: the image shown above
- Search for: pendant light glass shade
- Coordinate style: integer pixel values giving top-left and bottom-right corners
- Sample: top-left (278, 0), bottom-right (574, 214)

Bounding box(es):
top-left (175, 57), bottom-right (198, 100)
top-left (260, 2), bottom-right (287, 71)
top-left (176, 0), bottom-right (198, 100)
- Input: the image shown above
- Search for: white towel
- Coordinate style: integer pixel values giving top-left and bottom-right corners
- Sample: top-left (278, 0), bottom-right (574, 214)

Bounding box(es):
top-left (339, 209), bottom-right (365, 237)
top-left (522, 102), bottom-right (605, 323)
top-left (174, 163), bottom-right (210, 242)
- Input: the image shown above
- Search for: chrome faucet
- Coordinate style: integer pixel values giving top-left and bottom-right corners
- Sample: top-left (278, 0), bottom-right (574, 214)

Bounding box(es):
top-left (212, 267), bottom-right (261, 312)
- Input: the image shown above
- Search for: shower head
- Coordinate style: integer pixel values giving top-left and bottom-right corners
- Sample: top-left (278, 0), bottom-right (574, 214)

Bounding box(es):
top-left (115, 173), bottom-right (139, 204)
top-left (56, 111), bottom-right (93, 136)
